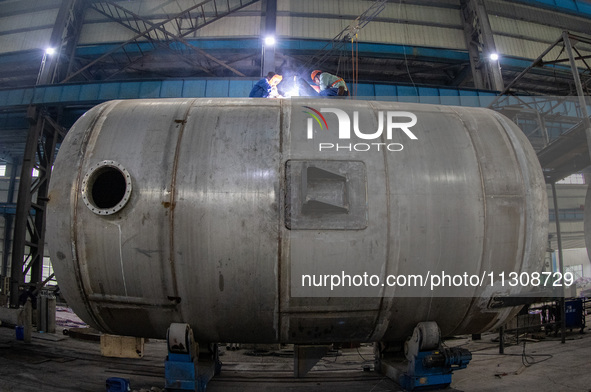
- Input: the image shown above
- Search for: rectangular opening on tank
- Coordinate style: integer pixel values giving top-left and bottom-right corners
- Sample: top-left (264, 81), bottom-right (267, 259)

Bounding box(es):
top-left (285, 160), bottom-right (368, 230)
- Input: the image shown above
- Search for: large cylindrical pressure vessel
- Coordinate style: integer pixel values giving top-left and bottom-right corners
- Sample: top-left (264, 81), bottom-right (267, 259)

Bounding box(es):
top-left (585, 185), bottom-right (591, 261)
top-left (47, 98), bottom-right (547, 343)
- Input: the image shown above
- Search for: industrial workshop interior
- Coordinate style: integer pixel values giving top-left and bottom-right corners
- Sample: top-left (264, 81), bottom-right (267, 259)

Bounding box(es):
top-left (2, 0), bottom-right (591, 391)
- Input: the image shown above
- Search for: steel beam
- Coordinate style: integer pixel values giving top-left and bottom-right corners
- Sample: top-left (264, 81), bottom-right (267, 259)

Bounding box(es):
top-left (65, 0), bottom-right (257, 82)
top-left (0, 152), bottom-right (14, 165)
top-left (563, 31), bottom-right (591, 164)
top-left (494, 34), bottom-right (564, 98)
top-left (38, 0), bottom-right (88, 85)
top-left (87, 2), bottom-right (215, 76)
top-left (460, 0), bottom-right (504, 91)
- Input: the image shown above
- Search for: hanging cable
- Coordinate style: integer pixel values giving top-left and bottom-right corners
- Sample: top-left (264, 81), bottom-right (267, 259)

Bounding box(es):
top-left (351, 34), bottom-right (356, 97)
top-left (296, 0), bottom-right (388, 79)
top-left (398, 0), bottom-right (418, 95)
top-left (356, 35), bottom-right (359, 97)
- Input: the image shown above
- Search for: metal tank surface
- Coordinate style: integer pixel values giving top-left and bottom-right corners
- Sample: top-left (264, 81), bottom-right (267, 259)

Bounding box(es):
top-left (47, 98), bottom-right (547, 343)
top-left (585, 186), bottom-right (591, 261)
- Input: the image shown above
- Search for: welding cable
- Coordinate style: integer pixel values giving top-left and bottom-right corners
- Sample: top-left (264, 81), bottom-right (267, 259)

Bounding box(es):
top-left (521, 341), bottom-right (553, 367)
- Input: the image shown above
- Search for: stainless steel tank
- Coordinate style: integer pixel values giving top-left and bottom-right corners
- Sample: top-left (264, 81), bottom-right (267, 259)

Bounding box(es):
top-left (47, 98), bottom-right (547, 343)
top-left (585, 185), bottom-right (591, 261)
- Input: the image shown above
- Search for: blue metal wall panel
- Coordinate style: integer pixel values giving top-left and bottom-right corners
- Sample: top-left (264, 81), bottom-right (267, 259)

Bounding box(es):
top-left (0, 79), bottom-right (500, 110)
top-left (418, 88), bottom-right (440, 104)
top-left (44, 85), bottom-right (63, 103)
top-left (512, 0), bottom-right (591, 18)
top-left (205, 80), bottom-right (230, 97)
top-left (459, 90), bottom-right (479, 107)
top-left (119, 82), bottom-right (142, 99)
top-left (7, 88), bottom-right (28, 107)
top-left (21, 89), bottom-right (34, 106)
top-left (195, 40), bottom-right (260, 50)
top-left (182, 80), bottom-right (206, 97)
top-left (374, 85), bottom-right (397, 98)
top-left (477, 95), bottom-right (497, 108)
top-left (561, 0), bottom-right (579, 11)
top-left (397, 86), bottom-right (420, 103)
top-left (78, 84), bottom-right (100, 102)
top-left (356, 84), bottom-right (375, 97)
top-left (98, 83), bottom-right (121, 101)
top-left (139, 81), bottom-right (162, 98)
top-left (32, 87), bottom-right (45, 104)
top-left (61, 84), bottom-right (82, 102)
top-left (161, 80), bottom-right (184, 98)
top-left (229, 80), bottom-right (255, 97)
top-left (438, 89), bottom-right (461, 106)
top-left (578, 0), bottom-right (591, 13)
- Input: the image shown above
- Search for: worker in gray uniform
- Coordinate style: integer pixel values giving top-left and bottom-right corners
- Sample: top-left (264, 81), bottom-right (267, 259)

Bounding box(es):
top-left (311, 70), bottom-right (349, 97)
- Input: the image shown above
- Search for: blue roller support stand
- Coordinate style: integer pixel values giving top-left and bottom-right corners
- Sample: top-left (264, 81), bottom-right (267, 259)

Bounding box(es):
top-left (165, 323), bottom-right (221, 391)
top-left (165, 323), bottom-right (199, 391)
top-left (380, 322), bottom-right (472, 391)
top-left (165, 351), bottom-right (198, 391)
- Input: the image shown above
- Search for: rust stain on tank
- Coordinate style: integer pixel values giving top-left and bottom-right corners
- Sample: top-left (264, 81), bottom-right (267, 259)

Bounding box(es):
top-left (162, 201), bottom-right (176, 210)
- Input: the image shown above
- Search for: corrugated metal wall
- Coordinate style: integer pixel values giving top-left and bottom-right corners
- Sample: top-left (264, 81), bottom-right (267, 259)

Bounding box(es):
top-left (0, 0), bottom-right (591, 70)
top-left (0, 1), bottom-right (61, 55)
top-left (276, 0), bottom-right (591, 63)
top-left (487, 0), bottom-right (591, 67)
top-left (277, 0), bottom-right (464, 49)
top-left (79, 0), bottom-right (262, 44)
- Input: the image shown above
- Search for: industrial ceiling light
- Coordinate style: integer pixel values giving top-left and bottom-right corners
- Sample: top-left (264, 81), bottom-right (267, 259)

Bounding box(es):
top-left (264, 36), bottom-right (276, 46)
top-left (45, 47), bottom-right (56, 55)
top-left (489, 52), bottom-right (499, 61)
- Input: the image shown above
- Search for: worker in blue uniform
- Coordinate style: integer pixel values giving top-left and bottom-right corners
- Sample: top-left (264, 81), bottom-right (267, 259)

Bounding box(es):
top-left (311, 70), bottom-right (349, 97)
top-left (249, 72), bottom-right (283, 98)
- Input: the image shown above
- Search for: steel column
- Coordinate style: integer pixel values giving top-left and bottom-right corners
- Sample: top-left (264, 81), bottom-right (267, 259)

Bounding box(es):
top-left (8, 0), bottom-right (83, 307)
top-left (9, 109), bottom-right (43, 307)
top-left (29, 116), bottom-right (59, 286)
top-left (460, 0), bottom-right (504, 91)
top-left (1, 162), bottom-right (17, 278)
top-left (550, 183), bottom-right (566, 344)
top-left (261, 0), bottom-right (277, 76)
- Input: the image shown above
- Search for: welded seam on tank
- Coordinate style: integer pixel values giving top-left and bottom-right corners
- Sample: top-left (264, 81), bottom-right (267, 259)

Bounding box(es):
top-left (446, 107), bottom-right (488, 334)
top-left (167, 99), bottom-right (198, 314)
top-left (366, 100), bottom-right (392, 342)
top-left (276, 99), bottom-right (284, 342)
top-left (116, 224), bottom-right (128, 297)
top-left (480, 112), bottom-right (532, 332)
top-left (71, 101), bottom-right (116, 332)
top-left (490, 113), bottom-right (529, 278)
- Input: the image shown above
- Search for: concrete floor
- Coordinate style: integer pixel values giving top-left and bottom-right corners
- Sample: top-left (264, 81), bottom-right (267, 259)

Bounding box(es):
top-left (0, 318), bottom-right (590, 392)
